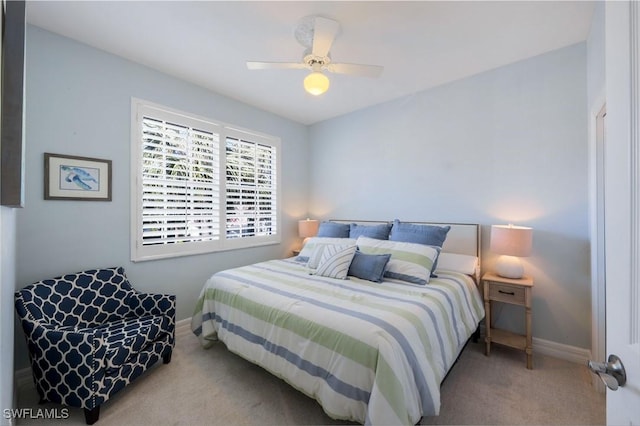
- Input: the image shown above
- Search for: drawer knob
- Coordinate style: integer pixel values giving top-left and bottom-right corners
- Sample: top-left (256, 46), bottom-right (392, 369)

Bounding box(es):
top-left (498, 289), bottom-right (515, 295)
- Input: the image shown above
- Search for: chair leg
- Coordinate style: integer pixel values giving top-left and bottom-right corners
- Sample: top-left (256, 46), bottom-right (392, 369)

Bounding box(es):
top-left (163, 350), bottom-right (172, 364)
top-left (84, 406), bottom-right (100, 425)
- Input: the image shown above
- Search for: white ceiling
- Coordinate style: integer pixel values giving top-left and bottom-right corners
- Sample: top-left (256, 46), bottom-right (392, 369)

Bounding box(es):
top-left (26, 1), bottom-right (595, 125)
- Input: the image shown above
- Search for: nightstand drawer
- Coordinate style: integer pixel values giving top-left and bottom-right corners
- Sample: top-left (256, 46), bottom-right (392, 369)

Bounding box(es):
top-left (489, 283), bottom-right (525, 304)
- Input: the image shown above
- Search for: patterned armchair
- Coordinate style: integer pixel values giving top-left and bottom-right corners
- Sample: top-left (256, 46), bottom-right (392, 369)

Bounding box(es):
top-left (15, 267), bottom-right (175, 424)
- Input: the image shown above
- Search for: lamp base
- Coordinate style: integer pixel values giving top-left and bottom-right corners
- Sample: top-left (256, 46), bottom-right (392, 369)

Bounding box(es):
top-left (495, 255), bottom-right (525, 279)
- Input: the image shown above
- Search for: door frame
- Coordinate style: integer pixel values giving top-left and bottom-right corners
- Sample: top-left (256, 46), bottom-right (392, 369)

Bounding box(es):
top-left (588, 95), bottom-right (606, 394)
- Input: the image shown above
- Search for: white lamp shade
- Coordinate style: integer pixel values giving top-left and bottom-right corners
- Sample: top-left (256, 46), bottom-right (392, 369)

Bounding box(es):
top-left (304, 72), bottom-right (330, 96)
top-left (298, 219), bottom-right (319, 238)
top-left (490, 225), bottom-right (533, 257)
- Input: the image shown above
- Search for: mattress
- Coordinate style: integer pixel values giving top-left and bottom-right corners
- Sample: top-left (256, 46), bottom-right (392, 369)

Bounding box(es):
top-left (191, 258), bottom-right (484, 425)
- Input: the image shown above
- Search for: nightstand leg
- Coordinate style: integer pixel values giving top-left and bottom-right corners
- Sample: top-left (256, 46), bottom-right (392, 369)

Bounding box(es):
top-left (525, 303), bottom-right (533, 369)
top-left (484, 299), bottom-right (491, 356)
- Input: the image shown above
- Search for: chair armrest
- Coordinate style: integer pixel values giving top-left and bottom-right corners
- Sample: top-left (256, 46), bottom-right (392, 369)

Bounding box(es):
top-left (127, 293), bottom-right (176, 318)
top-left (126, 293), bottom-right (176, 345)
top-left (22, 321), bottom-right (107, 373)
top-left (16, 318), bottom-right (110, 410)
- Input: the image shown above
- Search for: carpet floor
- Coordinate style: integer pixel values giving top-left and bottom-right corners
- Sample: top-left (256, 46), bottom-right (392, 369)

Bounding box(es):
top-left (17, 326), bottom-right (605, 425)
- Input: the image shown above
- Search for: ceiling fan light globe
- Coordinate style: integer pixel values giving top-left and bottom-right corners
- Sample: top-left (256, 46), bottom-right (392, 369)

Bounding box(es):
top-left (304, 72), bottom-right (330, 96)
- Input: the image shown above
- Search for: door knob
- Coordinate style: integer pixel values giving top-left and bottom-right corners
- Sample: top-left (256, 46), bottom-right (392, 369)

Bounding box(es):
top-left (588, 354), bottom-right (626, 391)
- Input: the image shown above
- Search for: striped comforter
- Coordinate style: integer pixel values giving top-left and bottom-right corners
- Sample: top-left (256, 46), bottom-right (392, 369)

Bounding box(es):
top-left (191, 259), bottom-right (484, 425)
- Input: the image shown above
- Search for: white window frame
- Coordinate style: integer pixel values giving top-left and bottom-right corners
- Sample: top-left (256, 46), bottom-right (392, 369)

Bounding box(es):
top-left (131, 98), bottom-right (281, 262)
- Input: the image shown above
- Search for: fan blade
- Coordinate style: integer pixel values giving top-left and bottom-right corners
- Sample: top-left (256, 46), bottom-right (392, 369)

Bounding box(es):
top-left (247, 61), bottom-right (307, 71)
top-left (312, 17), bottom-right (340, 58)
top-left (326, 63), bottom-right (384, 78)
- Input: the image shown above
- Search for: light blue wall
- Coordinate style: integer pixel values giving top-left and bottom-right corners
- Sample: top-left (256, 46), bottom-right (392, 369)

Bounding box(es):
top-left (16, 24), bottom-right (592, 371)
top-left (15, 26), bottom-right (309, 369)
top-left (309, 43), bottom-right (590, 349)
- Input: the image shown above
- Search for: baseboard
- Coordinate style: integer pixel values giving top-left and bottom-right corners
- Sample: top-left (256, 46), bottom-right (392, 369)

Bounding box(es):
top-left (532, 337), bottom-right (591, 365)
top-left (478, 324), bottom-right (591, 365)
top-left (175, 317), bottom-right (191, 338)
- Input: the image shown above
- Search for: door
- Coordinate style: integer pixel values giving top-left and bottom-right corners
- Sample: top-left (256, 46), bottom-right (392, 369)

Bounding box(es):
top-left (603, 1), bottom-right (640, 424)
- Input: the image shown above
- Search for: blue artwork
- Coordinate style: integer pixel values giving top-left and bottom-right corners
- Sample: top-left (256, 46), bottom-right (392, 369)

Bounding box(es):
top-left (59, 165), bottom-right (99, 191)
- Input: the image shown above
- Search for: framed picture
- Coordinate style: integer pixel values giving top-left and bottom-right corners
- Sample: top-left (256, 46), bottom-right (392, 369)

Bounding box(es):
top-left (44, 153), bottom-right (112, 201)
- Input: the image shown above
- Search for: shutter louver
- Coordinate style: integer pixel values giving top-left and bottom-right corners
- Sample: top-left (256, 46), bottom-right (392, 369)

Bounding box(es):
top-left (226, 136), bottom-right (277, 239)
top-left (141, 116), bottom-right (220, 246)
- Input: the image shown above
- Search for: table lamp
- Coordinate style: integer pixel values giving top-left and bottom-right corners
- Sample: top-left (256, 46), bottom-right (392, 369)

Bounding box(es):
top-left (298, 218), bottom-right (319, 246)
top-left (490, 224), bottom-right (533, 279)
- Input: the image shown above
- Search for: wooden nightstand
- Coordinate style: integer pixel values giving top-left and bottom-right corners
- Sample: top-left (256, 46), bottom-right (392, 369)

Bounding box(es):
top-left (482, 272), bottom-right (534, 369)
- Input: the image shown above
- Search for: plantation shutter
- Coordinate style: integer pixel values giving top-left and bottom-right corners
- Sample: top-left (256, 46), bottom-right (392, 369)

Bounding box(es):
top-left (225, 134), bottom-right (278, 239)
top-left (132, 99), bottom-right (280, 261)
top-left (140, 115), bottom-right (220, 246)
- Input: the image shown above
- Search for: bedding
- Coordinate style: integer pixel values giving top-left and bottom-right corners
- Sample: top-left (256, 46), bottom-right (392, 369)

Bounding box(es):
top-left (317, 221), bottom-right (350, 237)
top-left (349, 222), bottom-right (392, 240)
top-left (296, 236), bottom-right (355, 263)
top-left (356, 236), bottom-right (441, 284)
top-left (313, 243), bottom-right (357, 279)
top-left (191, 258), bottom-right (484, 425)
top-left (347, 251), bottom-right (391, 282)
top-left (389, 219), bottom-right (451, 247)
top-left (435, 253), bottom-right (479, 276)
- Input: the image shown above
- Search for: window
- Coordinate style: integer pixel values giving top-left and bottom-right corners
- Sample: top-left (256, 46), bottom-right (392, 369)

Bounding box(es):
top-left (131, 99), bottom-right (280, 261)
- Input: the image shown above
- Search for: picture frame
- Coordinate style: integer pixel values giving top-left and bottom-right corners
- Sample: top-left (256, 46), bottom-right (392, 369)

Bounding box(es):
top-left (44, 153), bottom-right (112, 201)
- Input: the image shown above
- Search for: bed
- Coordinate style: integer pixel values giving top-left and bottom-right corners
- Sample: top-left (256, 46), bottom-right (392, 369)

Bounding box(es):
top-left (191, 221), bottom-right (485, 425)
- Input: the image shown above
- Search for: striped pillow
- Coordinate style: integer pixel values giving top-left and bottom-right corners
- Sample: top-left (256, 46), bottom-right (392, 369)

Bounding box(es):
top-left (356, 236), bottom-right (440, 285)
top-left (315, 244), bottom-right (357, 280)
top-left (296, 237), bottom-right (355, 263)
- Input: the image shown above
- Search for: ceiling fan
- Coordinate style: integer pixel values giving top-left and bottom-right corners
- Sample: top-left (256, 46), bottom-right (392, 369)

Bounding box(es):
top-left (246, 15), bottom-right (384, 96)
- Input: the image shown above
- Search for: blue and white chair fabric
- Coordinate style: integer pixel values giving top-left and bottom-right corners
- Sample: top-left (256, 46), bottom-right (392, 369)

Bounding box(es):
top-left (14, 267), bottom-right (175, 424)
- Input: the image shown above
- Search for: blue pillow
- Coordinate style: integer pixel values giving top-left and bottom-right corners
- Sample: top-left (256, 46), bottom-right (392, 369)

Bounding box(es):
top-left (316, 221), bottom-right (350, 238)
top-left (347, 251), bottom-right (391, 283)
top-left (349, 223), bottom-right (392, 240)
top-left (389, 219), bottom-right (451, 247)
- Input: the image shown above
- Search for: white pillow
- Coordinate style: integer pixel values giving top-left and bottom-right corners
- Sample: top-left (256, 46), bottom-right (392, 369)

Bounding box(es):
top-left (315, 244), bottom-right (357, 280)
top-left (435, 253), bottom-right (479, 276)
top-left (297, 237), bottom-right (355, 261)
top-left (356, 236), bottom-right (440, 285)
